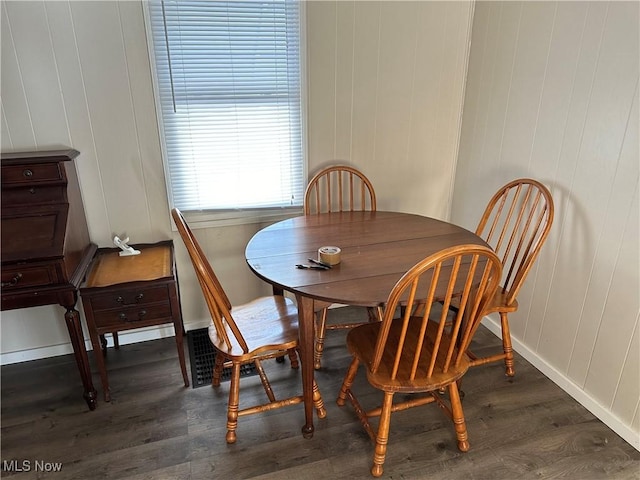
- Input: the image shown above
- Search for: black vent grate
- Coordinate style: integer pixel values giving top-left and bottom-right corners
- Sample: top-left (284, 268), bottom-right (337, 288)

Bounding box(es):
top-left (187, 328), bottom-right (257, 388)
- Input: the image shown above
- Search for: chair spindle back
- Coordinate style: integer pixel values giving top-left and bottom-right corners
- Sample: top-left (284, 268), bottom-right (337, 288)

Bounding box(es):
top-left (304, 165), bottom-right (376, 214)
top-left (171, 208), bottom-right (249, 353)
top-left (476, 179), bottom-right (554, 306)
top-left (370, 245), bottom-right (502, 381)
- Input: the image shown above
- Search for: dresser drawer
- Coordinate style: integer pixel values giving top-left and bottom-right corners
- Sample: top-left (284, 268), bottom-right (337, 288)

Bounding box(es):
top-left (91, 302), bottom-right (173, 329)
top-left (87, 285), bottom-right (171, 311)
top-left (1, 261), bottom-right (63, 291)
top-left (1, 162), bottom-right (64, 186)
top-left (1, 185), bottom-right (66, 206)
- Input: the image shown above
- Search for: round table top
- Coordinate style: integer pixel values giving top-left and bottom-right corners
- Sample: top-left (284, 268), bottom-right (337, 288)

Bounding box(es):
top-left (245, 211), bottom-right (487, 307)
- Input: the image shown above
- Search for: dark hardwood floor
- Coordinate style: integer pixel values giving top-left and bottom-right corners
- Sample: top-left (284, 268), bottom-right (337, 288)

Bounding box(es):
top-left (1, 307), bottom-right (638, 479)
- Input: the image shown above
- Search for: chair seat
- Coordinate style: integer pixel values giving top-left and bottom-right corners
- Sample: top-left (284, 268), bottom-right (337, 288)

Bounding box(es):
top-left (209, 296), bottom-right (299, 361)
top-left (346, 317), bottom-right (469, 393)
top-left (488, 288), bottom-right (519, 313)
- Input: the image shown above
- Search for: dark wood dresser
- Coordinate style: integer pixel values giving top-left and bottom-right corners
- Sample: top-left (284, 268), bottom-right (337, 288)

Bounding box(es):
top-left (1, 149), bottom-right (98, 410)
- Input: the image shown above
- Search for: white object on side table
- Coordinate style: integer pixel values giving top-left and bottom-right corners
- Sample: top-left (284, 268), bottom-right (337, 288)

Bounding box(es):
top-left (113, 236), bottom-right (141, 256)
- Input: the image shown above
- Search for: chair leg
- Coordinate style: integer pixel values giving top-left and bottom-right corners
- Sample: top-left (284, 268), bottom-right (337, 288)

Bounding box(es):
top-left (287, 348), bottom-right (299, 369)
top-left (337, 357), bottom-right (359, 406)
top-left (500, 312), bottom-right (515, 377)
top-left (366, 306), bottom-right (381, 322)
top-left (212, 353), bottom-right (224, 387)
top-left (449, 381), bottom-right (469, 452)
top-left (312, 380), bottom-right (327, 418)
top-left (314, 308), bottom-right (328, 370)
top-left (226, 362), bottom-right (241, 444)
top-left (371, 391), bottom-right (393, 478)
top-left (254, 359), bottom-right (276, 403)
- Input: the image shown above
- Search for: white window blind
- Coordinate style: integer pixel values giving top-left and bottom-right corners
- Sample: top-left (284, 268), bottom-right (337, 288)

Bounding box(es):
top-left (146, 0), bottom-right (305, 212)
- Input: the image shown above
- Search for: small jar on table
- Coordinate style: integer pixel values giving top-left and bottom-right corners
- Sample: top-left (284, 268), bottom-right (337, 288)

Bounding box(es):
top-left (80, 240), bottom-right (189, 401)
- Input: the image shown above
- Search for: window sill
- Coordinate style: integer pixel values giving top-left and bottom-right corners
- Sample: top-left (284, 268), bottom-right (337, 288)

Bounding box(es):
top-left (174, 207), bottom-right (304, 230)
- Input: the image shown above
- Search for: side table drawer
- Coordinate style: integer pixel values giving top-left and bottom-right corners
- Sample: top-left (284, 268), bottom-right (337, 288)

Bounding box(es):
top-left (89, 285), bottom-right (170, 310)
top-left (91, 302), bottom-right (173, 330)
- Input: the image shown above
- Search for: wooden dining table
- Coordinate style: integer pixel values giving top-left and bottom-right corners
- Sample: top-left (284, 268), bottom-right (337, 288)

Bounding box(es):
top-left (245, 211), bottom-right (488, 438)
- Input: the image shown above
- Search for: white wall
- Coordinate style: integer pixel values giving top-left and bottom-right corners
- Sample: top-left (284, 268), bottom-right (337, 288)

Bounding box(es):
top-left (452, 1), bottom-right (639, 449)
top-left (1, 1), bottom-right (473, 357)
top-left (306, 1), bottom-right (473, 218)
top-left (0, 0), bottom-right (269, 359)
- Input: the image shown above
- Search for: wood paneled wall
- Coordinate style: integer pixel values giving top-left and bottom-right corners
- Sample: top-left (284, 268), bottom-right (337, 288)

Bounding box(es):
top-left (452, 1), bottom-right (639, 448)
top-left (306, 1), bottom-right (473, 218)
top-left (0, 1), bottom-right (473, 357)
top-left (0, 1), bottom-right (268, 358)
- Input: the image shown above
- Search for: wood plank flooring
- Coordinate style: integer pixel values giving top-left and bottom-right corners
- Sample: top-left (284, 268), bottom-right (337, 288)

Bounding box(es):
top-left (2, 307), bottom-right (639, 479)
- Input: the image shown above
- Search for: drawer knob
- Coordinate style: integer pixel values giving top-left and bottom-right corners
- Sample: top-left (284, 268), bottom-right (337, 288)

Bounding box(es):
top-left (116, 294), bottom-right (144, 305)
top-left (1, 273), bottom-right (23, 288)
top-left (23, 169), bottom-right (33, 178)
top-left (116, 311), bottom-right (146, 322)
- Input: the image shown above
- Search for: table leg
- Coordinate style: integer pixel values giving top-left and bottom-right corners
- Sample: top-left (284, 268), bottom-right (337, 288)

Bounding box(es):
top-left (85, 321), bottom-right (111, 402)
top-left (63, 307), bottom-right (98, 410)
top-left (296, 294), bottom-right (315, 438)
top-left (99, 334), bottom-right (108, 355)
top-left (170, 283), bottom-right (190, 388)
top-left (173, 319), bottom-right (190, 388)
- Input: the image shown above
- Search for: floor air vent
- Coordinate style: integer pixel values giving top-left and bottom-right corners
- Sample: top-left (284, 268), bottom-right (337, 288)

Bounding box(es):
top-left (186, 328), bottom-right (257, 388)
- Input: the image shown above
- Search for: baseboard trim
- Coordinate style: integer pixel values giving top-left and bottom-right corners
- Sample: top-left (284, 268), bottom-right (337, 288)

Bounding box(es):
top-left (481, 316), bottom-right (640, 452)
top-left (0, 325), bottom-right (177, 366)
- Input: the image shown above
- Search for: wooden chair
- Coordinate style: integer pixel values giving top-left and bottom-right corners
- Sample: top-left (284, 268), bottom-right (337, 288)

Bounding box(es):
top-left (304, 165), bottom-right (381, 369)
top-left (468, 178), bottom-right (554, 376)
top-left (171, 208), bottom-right (326, 444)
top-left (337, 244), bottom-right (502, 477)
top-left (304, 164), bottom-right (377, 214)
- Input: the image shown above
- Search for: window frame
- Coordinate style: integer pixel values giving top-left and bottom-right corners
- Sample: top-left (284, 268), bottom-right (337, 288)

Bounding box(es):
top-left (142, 0), bottom-right (308, 228)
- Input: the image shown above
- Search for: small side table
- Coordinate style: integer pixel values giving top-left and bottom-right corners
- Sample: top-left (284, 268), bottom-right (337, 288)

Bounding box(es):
top-left (80, 240), bottom-right (189, 401)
